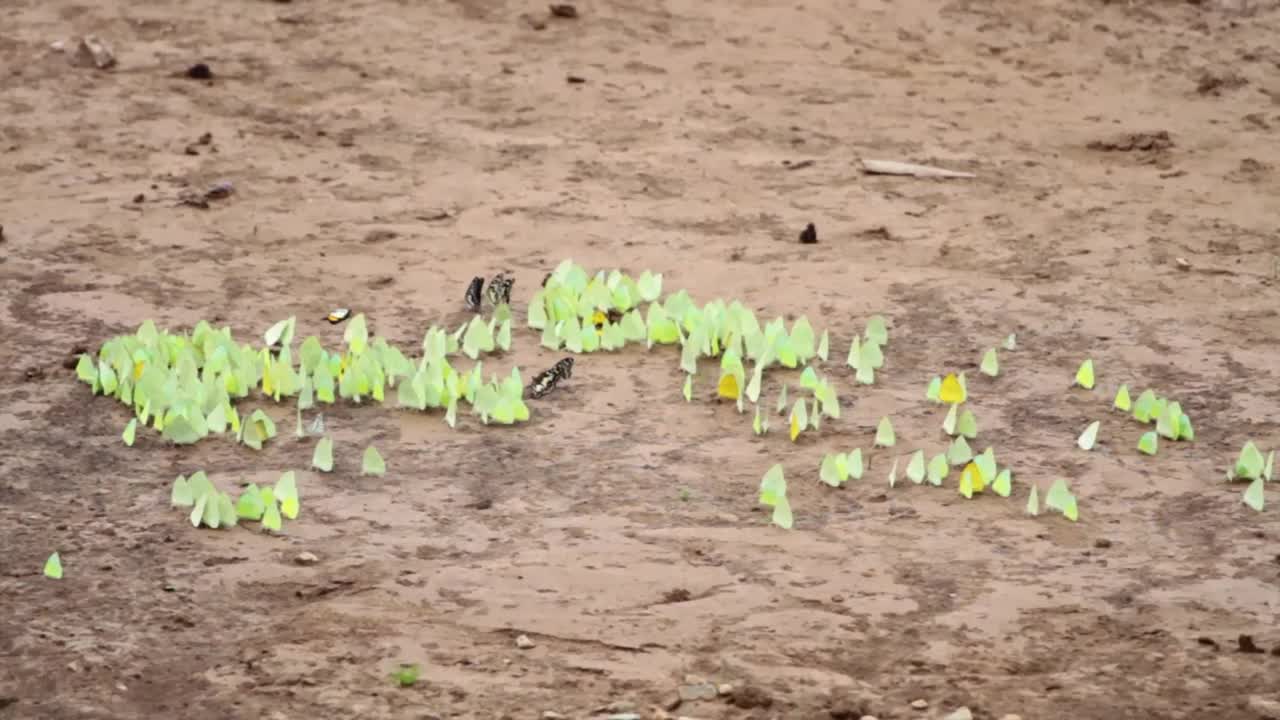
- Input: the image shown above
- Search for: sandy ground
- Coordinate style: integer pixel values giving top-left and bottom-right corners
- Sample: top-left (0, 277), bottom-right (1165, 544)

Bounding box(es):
top-left (3, 0), bottom-right (1280, 718)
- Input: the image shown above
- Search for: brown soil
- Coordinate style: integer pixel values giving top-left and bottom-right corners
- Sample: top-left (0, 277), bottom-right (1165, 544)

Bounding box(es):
top-left (2, 1), bottom-right (1280, 719)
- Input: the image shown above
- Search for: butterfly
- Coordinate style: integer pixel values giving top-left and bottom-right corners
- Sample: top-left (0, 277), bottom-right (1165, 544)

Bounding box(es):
top-left (528, 357), bottom-right (574, 398)
top-left (592, 308), bottom-right (624, 331)
top-left (486, 273), bottom-right (514, 307)
top-left (464, 276), bottom-right (484, 312)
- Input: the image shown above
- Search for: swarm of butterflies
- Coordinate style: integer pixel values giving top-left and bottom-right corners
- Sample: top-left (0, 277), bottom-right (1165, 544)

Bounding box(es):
top-left (466, 272), bottom-right (575, 400)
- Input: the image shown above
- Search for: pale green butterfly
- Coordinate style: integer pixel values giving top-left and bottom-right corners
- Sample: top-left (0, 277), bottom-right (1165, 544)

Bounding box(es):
top-left (1044, 479), bottom-right (1078, 521)
top-left (1233, 441), bottom-right (1264, 480)
top-left (1243, 476), bottom-right (1265, 512)
top-left (312, 436), bottom-right (334, 472)
top-left (820, 453), bottom-right (846, 487)
top-left (363, 446), bottom-right (387, 476)
top-left (847, 448), bottom-right (865, 480)
top-left (874, 416), bottom-right (895, 447)
top-left (947, 436), bottom-right (973, 466)
top-left (1077, 421), bottom-right (1100, 451)
top-left (275, 471), bottom-right (299, 520)
top-left (1075, 359), bottom-right (1095, 390)
top-left (926, 453), bottom-right (948, 486)
top-left (1156, 402), bottom-right (1183, 441)
top-left (816, 330), bottom-right (830, 362)
top-left (980, 348), bottom-right (999, 377)
top-left (44, 552), bottom-right (63, 580)
top-left (771, 496), bottom-right (794, 530)
top-left (122, 418), bottom-right (137, 447)
top-left (1114, 384), bottom-right (1131, 411)
top-left (992, 468), bottom-right (1012, 497)
top-left (1137, 431), bottom-right (1158, 456)
top-left (236, 483), bottom-right (266, 521)
top-left (906, 450), bottom-right (926, 484)
top-left (759, 463), bottom-right (787, 505)
top-left (753, 405), bottom-right (768, 436)
top-left (789, 399), bottom-right (808, 442)
top-left (1133, 389), bottom-right (1157, 423)
top-left (925, 376), bottom-right (942, 403)
top-left (865, 315), bottom-right (888, 345)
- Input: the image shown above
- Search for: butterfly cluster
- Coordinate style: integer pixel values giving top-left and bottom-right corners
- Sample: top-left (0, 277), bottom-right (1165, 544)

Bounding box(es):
top-left (529, 357), bottom-right (574, 398)
top-left (464, 273), bottom-right (514, 312)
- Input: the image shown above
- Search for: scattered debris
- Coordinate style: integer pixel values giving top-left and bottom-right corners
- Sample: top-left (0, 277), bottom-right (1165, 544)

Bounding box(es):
top-left (1175, 257), bottom-right (1191, 271)
top-left (910, 699), bottom-right (930, 710)
top-left (176, 180), bottom-right (234, 209)
top-left (362, 229), bottom-right (398, 244)
top-left (541, 712), bottom-right (566, 720)
top-left (661, 587), bottom-right (693, 603)
top-left (783, 159), bottom-right (815, 170)
top-left (549, 3), bottom-right (578, 18)
top-left (185, 63), bottom-right (213, 80)
top-left (1238, 634), bottom-right (1265, 654)
top-left (294, 551), bottom-right (318, 565)
top-left (1094, 538), bottom-right (1112, 549)
top-left (1086, 131), bottom-right (1173, 153)
top-left (861, 158), bottom-right (975, 179)
top-left (859, 226), bottom-right (894, 242)
top-left (943, 708), bottom-right (973, 720)
top-left (515, 634), bottom-right (536, 649)
top-left (1197, 636), bottom-right (1220, 650)
top-left (678, 682), bottom-right (718, 702)
top-left (728, 685), bottom-right (772, 709)
top-left (0, 224), bottom-right (5, 242)
top-left (69, 36), bottom-right (116, 69)
top-left (798, 222), bottom-right (818, 244)
top-left (566, 75), bottom-right (587, 84)
top-left (1196, 70), bottom-right (1248, 96)
top-left (1246, 696), bottom-right (1280, 720)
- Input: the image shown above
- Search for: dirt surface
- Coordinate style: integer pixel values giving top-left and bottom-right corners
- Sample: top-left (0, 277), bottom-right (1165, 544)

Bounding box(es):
top-left (3, 0), bottom-right (1280, 718)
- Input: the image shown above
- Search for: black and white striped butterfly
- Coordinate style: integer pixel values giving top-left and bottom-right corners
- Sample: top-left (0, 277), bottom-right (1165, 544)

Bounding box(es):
top-left (464, 277), bottom-right (485, 312)
top-left (528, 357), bottom-right (574, 398)
top-left (485, 273), bottom-right (514, 307)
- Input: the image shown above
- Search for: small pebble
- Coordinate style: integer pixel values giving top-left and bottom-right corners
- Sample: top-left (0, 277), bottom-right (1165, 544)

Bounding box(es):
top-left (999, 715), bottom-right (1023, 720)
top-left (860, 716), bottom-right (879, 720)
top-left (716, 683), bottom-right (733, 696)
top-left (1094, 538), bottom-right (1112, 549)
top-left (943, 708), bottom-right (973, 720)
top-left (911, 699), bottom-right (929, 710)
top-left (294, 551), bottom-right (318, 565)
top-left (515, 634), bottom-right (535, 649)
top-left (186, 63), bottom-right (213, 80)
top-left (540, 712), bottom-right (565, 720)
